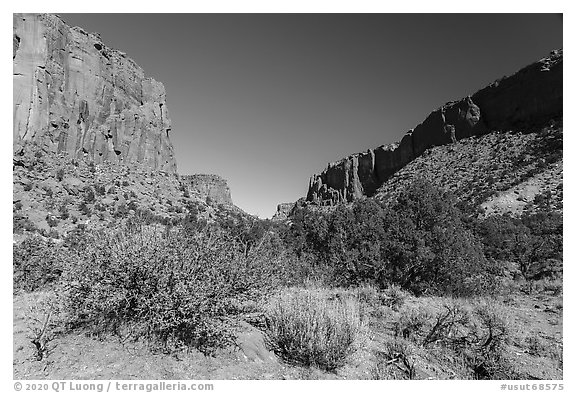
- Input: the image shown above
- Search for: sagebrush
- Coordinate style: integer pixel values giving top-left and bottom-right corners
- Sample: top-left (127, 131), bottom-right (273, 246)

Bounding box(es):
top-left (264, 287), bottom-right (366, 371)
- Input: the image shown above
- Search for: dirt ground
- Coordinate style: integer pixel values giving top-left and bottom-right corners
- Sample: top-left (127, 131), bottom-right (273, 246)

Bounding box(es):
top-left (13, 289), bottom-right (562, 380)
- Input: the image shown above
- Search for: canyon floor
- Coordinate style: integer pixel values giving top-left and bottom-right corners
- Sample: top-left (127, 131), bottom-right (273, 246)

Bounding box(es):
top-left (13, 287), bottom-right (562, 380)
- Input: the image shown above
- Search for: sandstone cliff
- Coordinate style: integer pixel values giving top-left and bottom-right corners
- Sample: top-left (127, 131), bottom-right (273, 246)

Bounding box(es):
top-left (13, 13), bottom-right (177, 172)
top-left (307, 50), bottom-right (562, 205)
top-left (272, 202), bottom-right (297, 221)
top-left (180, 174), bottom-right (233, 206)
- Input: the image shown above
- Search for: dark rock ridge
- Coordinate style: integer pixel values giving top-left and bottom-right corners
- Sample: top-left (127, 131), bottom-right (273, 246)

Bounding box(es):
top-left (13, 13), bottom-right (177, 173)
top-left (307, 50), bottom-right (563, 205)
top-left (180, 174), bottom-right (233, 206)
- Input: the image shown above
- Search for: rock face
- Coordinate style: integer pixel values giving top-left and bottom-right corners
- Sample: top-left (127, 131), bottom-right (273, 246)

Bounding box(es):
top-left (272, 202), bottom-right (296, 221)
top-left (180, 174), bottom-right (233, 206)
top-left (307, 50), bottom-right (562, 205)
top-left (13, 13), bottom-right (177, 172)
top-left (471, 50), bottom-right (563, 131)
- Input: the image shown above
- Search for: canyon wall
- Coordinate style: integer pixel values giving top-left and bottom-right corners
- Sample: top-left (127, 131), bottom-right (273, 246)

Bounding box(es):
top-left (307, 50), bottom-right (562, 205)
top-left (13, 13), bottom-right (177, 172)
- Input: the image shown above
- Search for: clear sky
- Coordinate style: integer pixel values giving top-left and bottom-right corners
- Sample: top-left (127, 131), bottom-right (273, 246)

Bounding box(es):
top-left (60, 13), bottom-right (562, 218)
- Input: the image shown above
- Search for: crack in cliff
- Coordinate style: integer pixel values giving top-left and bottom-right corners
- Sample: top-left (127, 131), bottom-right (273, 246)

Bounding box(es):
top-left (13, 34), bottom-right (20, 59)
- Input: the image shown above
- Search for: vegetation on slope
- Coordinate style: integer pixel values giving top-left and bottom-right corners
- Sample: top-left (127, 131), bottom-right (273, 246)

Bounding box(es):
top-left (13, 122), bottom-right (563, 379)
top-left (375, 121), bottom-right (563, 216)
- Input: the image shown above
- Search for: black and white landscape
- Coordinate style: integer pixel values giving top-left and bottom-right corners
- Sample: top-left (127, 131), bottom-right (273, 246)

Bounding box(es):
top-left (13, 13), bottom-right (562, 380)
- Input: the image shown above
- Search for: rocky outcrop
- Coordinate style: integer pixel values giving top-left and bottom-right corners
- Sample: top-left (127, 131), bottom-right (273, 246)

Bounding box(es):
top-left (13, 13), bottom-right (177, 172)
top-left (180, 174), bottom-right (233, 206)
top-left (307, 50), bottom-right (562, 205)
top-left (471, 49), bottom-right (563, 131)
top-left (272, 202), bottom-right (296, 221)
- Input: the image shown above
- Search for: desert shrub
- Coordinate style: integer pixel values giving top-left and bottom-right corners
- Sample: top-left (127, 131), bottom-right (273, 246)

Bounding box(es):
top-left (372, 340), bottom-right (415, 379)
top-left (527, 277), bottom-right (562, 295)
top-left (324, 283), bottom-right (386, 319)
top-left (83, 186), bottom-right (95, 203)
top-left (463, 301), bottom-right (516, 379)
top-left (470, 302), bottom-right (509, 350)
top-left (13, 214), bottom-right (36, 234)
top-left (264, 287), bottom-right (366, 371)
top-left (13, 236), bottom-right (68, 292)
top-left (381, 285), bottom-right (408, 310)
top-left (353, 283), bottom-right (383, 308)
top-left (217, 212), bottom-right (277, 255)
top-left (60, 220), bottom-right (286, 354)
top-left (474, 211), bottom-right (562, 288)
top-left (25, 292), bottom-right (64, 361)
top-left (56, 168), bottom-right (65, 181)
top-left (523, 333), bottom-right (562, 362)
top-left (525, 333), bottom-right (548, 357)
top-left (113, 203), bottom-right (130, 218)
top-left (384, 179), bottom-right (493, 296)
top-left (127, 200), bottom-right (139, 212)
top-left (286, 179), bottom-right (494, 296)
top-left (94, 184), bottom-right (106, 196)
top-left (421, 303), bottom-right (470, 347)
top-left (78, 202), bottom-right (92, 216)
top-left (394, 306), bottom-right (432, 341)
top-left (276, 253), bottom-right (336, 289)
top-left (58, 204), bottom-right (70, 220)
top-left (393, 299), bottom-right (517, 379)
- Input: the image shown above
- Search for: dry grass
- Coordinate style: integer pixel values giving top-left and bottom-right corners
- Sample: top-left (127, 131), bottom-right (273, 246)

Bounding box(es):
top-left (264, 286), bottom-right (367, 371)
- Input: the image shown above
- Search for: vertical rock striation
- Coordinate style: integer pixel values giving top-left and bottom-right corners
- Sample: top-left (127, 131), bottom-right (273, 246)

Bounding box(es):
top-left (13, 13), bottom-right (177, 172)
top-left (307, 50), bottom-right (562, 205)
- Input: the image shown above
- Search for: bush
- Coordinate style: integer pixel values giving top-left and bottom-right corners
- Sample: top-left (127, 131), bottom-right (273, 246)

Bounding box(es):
top-left (13, 236), bottom-right (67, 292)
top-left (78, 202), bottom-right (92, 216)
top-left (473, 210), bottom-right (563, 287)
top-left (58, 204), bottom-right (70, 220)
top-left (464, 301), bottom-right (515, 379)
top-left (385, 179), bottom-right (492, 296)
top-left (393, 299), bottom-right (517, 379)
top-left (286, 179), bottom-right (494, 296)
top-left (60, 220), bottom-right (286, 354)
top-left (264, 287), bottom-right (366, 371)
top-left (94, 184), bottom-right (106, 196)
top-left (56, 168), bottom-right (65, 181)
top-left (394, 306), bottom-right (432, 341)
top-left (381, 285), bottom-right (408, 310)
top-left (372, 340), bottom-right (415, 379)
top-left (13, 214), bottom-right (36, 234)
top-left (83, 187), bottom-right (95, 203)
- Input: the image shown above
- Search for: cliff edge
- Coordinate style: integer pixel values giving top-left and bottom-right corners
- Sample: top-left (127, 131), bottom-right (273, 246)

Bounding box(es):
top-left (306, 50), bottom-right (562, 206)
top-left (13, 13), bottom-right (177, 172)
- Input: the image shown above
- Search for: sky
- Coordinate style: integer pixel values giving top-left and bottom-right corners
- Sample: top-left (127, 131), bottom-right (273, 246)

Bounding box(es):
top-left (59, 13), bottom-right (563, 218)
